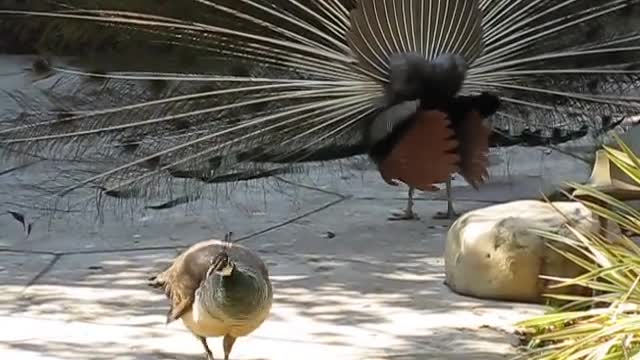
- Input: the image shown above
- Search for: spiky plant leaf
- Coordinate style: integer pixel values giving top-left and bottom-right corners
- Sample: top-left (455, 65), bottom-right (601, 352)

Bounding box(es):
top-left (516, 138), bottom-right (640, 360)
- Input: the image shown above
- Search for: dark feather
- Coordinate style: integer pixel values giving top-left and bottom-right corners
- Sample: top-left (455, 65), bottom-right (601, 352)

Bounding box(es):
top-left (7, 210), bottom-right (33, 235)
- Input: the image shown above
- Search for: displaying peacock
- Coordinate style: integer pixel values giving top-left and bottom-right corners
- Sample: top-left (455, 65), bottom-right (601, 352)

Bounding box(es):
top-left (0, 0), bottom-right (638, 222)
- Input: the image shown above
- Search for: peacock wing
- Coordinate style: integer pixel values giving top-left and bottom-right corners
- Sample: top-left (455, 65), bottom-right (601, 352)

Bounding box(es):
top-left (455, 109), bottom-right (491, 189)
top-left (445, 94), bottom-right (498, 189)
top-left (378, 110), bottom-right (460, 191)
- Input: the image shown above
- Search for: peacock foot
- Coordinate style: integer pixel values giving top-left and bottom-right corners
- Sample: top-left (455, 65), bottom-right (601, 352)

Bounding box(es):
top-left (388, 208), bottom-right (420, 221)
top-left (432, 209), bottom-right (459, 220)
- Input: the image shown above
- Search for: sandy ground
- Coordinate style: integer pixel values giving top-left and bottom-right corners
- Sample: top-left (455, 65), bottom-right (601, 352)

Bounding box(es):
top-left (0, 55), bottom-right (598, 359)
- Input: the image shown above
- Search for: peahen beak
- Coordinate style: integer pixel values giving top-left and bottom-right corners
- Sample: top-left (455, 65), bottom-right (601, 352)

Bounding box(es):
top-left (217, 262), bottom-right (234, 277)
top-left (206, 252), bottom-right (234, 278)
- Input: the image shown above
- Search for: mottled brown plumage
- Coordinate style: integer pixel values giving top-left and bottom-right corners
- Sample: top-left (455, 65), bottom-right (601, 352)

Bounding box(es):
top-left (149, 237), bottom-right (272, 360)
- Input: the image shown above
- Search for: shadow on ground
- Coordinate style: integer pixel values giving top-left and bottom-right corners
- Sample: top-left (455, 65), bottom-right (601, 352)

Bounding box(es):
top-left (1, 197), bottom-right (540, 359)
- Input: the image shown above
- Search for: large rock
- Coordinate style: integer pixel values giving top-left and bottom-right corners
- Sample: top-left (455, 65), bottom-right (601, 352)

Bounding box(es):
top-left (444, 200), bottom-right (619, 303)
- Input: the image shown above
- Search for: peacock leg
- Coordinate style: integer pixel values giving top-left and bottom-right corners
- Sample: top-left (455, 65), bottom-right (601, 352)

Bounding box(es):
top-left (388, 187), bottom-right (420, 221)
top-left (197, 335), bottom-right (214, 360)
top-left (433, 177), bottom-right (459, 220)
top-left (223, 335), bottom-right (237, 360)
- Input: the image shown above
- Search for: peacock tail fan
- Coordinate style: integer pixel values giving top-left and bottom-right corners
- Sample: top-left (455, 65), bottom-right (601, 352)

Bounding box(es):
top-left (0, 0), bottom-right (639, 220)
top-left (476, 0), bottom-right (640, 136)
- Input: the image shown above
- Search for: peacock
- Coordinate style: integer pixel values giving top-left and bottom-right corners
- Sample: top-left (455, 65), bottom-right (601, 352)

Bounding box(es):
top-left (0, 0), bottom-right (638, 223)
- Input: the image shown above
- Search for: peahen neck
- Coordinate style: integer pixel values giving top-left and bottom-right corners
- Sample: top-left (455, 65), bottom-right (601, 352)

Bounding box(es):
top-left (199, 266), bottom-right (268, 320)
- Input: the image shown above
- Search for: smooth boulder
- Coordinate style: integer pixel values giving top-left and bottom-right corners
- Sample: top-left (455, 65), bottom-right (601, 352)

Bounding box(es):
top-left (444, 200), bottom-right (618, 303)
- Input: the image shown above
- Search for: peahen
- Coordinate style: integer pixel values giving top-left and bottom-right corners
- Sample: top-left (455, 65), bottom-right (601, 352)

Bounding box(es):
top-left (148, 232), bottom-right (273, 360)
top-left (0, 0), bottom-right (638, 222)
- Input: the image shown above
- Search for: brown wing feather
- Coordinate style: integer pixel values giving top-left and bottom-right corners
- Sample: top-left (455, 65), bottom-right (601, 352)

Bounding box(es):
top-left (378, 110), bottom-right (460, 191)
top-left (456, 110), bottom-right (491, 189)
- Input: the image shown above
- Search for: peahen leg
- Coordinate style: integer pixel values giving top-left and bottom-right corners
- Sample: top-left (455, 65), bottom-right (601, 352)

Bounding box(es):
top-left (433, 177), bottom-right (459, 220)
top-left (223, 335), bottom-right (237, 360)
top-left (388, 187), bottom-right (420, 221)
top-left (197, 335), bottom-right (214, 360)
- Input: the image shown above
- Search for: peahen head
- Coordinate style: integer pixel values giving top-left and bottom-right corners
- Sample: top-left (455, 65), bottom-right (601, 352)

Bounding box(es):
top-left (206, 251), bottom-right (235, 278)
top-left (205, 232), bottom-right (236, 279)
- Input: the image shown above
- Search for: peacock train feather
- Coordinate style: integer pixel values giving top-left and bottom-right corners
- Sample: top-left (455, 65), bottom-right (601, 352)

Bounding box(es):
top-left (0, 0), bottom-right (638, 217)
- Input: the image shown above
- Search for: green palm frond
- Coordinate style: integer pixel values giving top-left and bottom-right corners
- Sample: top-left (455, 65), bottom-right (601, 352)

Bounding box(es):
top-left (516, 136), bottom-right (640, 360)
